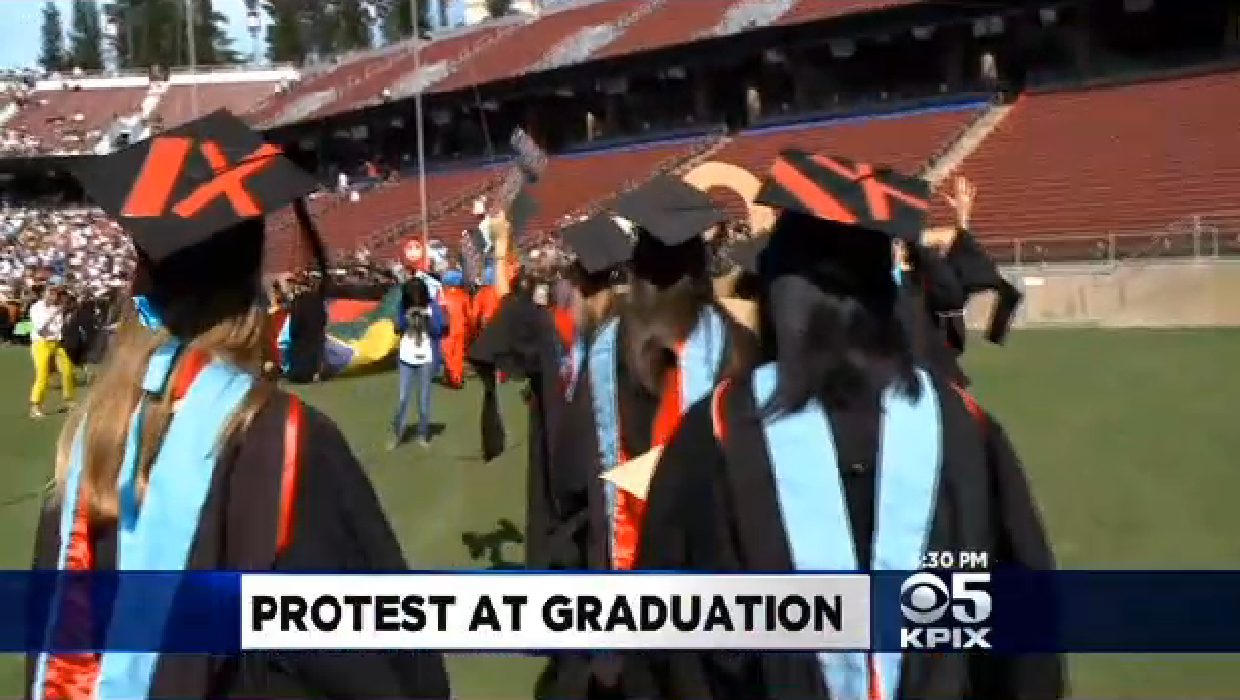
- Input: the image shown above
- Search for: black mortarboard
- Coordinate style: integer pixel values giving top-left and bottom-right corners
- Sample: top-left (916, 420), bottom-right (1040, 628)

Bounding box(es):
top-left (609, 174), bottom-right (725, 246)
top-left (753, 149), bottom-right (930, 244)
top-left (947, 229), bottom-right (1023, 344)
top-left (71, 109), bottom-right (319, 288)
top-left (561, 215), bottom-right (634, 275)
top-left (729, 236), bottom-right (769, 275)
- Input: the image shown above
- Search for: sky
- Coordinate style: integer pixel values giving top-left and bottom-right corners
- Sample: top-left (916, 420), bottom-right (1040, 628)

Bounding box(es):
top-left (0, 0), bottom-right (262, 69)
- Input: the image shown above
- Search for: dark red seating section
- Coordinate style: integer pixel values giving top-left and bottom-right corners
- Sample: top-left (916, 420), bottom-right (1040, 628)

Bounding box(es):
top-left (705, 107), bottom-right (981, 221)
top-left (156, 81), bottom-right (281, 128)
top-left (776, 0), bottom-right (919, 27)
top-left (947, 70), bottom-right (1240, 243)
top-left (433, 0), bottom-right (641, 93)
top-left (311, 28), bottom-right (504, 120)
top-left (374, 140), bottom-right (705, 262)
top-left (594, 0), bottom-right (737, 60)
top-left (246, 53), bottom-right (392, 125)
top-left (6, 87), bottom-right (146, 151)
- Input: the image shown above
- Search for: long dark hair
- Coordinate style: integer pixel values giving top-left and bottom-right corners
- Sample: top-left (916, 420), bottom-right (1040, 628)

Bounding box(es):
top-left (619, 234), bottom-right (744, 395)
top-left (757, 215), bottom-right (920, 418)
top-left (403, 277), bottom-right (432, 342)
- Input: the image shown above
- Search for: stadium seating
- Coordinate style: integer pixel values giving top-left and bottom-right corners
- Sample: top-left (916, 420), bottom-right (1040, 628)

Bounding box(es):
top-left (310, 27), bottom-right (506, 120)
top-left (3, 86), bottom-right (146, 154)
top-left (432, 0), bottom-right (642, 94)
top-left (775, 0), bottom-right (920, 27)
top-left (156, 81), bottom-right (282, 129)
top-left (246, 52), bottom-right (394, 126)
top-left (946, 69), bottom-right (1240, 242)
top-left (593, 0), bottom-right (736, 59)
top-left (703, 105), bottom-right (982, 220)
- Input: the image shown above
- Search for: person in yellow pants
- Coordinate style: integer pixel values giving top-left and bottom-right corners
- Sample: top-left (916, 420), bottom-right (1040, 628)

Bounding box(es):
top-left (28, 286), bottom-right (75, 418)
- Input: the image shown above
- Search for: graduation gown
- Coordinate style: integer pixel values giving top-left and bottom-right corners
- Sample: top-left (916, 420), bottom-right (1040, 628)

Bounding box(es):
top-left (467, 291), bottom-right (569, 571)
top-left (26, 393), bottom-right (452, 699)
top-left (533, 307), bottom-right (756, 700)
top-left (284, 289), bottom-right (327, 384)
top-left (633, 370), bottom-right (1065, 700)
top-left (901, 251), bottom-right (969, 388)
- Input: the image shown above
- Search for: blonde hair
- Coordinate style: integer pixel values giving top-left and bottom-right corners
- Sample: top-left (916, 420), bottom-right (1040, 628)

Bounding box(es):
top-left (52, 289), bottom-right (276, 524)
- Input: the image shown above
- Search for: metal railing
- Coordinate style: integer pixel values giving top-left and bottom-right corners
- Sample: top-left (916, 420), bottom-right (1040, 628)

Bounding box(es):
top-left (979, 215), bottom-right (1240, 268)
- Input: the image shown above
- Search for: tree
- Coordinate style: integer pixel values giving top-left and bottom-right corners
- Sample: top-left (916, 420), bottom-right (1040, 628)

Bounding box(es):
top-left (264, 0), bottom-right (310, 64)
top-left (378, 0), bottom-right (428, 45)
top-left (486, 0), bottom-right (513, 20)
top-left (69, 0), bottom-right (106, 71)
top-left (334, 0), bottom-right (373, 53)
top-left (187, 0), bottom-right (241, 65)
top-left (104, 0), bottom-right (238, 70)
top-left (39, 1), bottom-right (67, 73)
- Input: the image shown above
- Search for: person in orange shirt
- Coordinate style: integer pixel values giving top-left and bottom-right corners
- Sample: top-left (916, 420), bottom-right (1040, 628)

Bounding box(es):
top-left (440, 273), bottom-right (471, 389)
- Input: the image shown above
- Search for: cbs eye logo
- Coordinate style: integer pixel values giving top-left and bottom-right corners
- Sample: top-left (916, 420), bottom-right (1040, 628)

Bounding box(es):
top-left (900, 572), bottom-right (952, 624)
top-left (899, 571), bottom-right (992, 626)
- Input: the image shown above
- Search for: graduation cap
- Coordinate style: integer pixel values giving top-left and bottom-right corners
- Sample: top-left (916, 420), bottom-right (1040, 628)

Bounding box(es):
top-left (71, 109), bottom-right (320, 293)
top-left (561, 215), bottom-right (635, 275)
top-left (609, 174), bottom-right (725, 247)
top-left (754, 149), bottom-right (930, 243)
top-left (750, 150), bottom-right (932, 306)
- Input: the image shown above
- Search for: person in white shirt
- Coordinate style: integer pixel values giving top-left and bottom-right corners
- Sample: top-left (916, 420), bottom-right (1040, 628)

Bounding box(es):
top-left (389, 277), bottom-right (448, 451)
top-left (27, 285), bottom-right (75, 418)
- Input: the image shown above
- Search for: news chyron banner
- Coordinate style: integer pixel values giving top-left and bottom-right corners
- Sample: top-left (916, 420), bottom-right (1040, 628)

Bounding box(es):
top-left (3, 571), bottom-right (1240, 653)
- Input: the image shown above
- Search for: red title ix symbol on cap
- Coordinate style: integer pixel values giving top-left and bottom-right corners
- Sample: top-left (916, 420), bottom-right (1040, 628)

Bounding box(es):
top-left (775, 154), bottom-right (928, 224)
top-left (120, 137), bottom-right (280, 219)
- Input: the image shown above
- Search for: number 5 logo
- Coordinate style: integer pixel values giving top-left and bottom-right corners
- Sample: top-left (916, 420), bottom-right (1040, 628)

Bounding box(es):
top-left (951, 572), bottom-right (992, 624)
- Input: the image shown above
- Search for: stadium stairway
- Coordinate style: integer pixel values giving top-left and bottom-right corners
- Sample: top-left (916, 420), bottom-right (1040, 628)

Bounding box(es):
top-left (432, 0), bottom-right (642, 95)
top-left (921, 100), bottom-right (1014, 187)
top-left (387, 24), bottom-right (524, 104)
top-left (712, 0), bottom-right (799, 37)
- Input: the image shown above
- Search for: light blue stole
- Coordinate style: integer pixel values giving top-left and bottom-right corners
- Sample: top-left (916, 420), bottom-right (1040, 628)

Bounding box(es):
top-left (588, 307), bottom-right (726, 562)
top-left (32, 343), bottom-right (255, 700)
top-left (277, 313), bottom-right (293, 373)
top-left (563, 335), bottom-right (584, 401)
top-left (752, 363), bottom-right (942, 700)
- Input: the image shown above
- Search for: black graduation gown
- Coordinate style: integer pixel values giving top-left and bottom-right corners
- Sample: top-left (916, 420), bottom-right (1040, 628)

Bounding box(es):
top-left (61, 302), bottom-right (98, 368)
top-left (902, 251), bottom-right (969, 388)
top-left (467, 292), bottom-right (567, 571)
top-left (26, 394), bottom-right (452, 699)
top-left (534, 310), bottom-right (756, 700)
top-left (632, 373), bottom-right (1065, 700)
top-left (285, 289), bottom-right (327, 383)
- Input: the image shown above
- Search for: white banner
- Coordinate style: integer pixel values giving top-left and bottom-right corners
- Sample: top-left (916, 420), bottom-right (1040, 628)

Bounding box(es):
top-left (241, 573), bottom-right (870, 651)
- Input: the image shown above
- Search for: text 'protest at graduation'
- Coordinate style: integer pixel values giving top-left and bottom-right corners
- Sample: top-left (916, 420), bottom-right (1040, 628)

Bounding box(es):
top-left (240, 573), bottom-right (871, 651)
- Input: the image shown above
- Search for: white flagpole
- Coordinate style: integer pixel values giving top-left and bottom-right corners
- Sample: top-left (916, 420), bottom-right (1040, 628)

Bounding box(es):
top-left (412, 0), bottom-right (430, 260)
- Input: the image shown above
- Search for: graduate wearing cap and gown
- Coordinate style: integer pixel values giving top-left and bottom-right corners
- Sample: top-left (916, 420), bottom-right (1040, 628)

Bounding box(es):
top-left (26, 110), bottom-right (451, 700)
top-left (531, 177), bottom-right (759, 699)
top-left (902, 177), bottom-right (1022, 389)
top-left (632, 152), bottom-right (1063, 700)
top-left (468, 213), bottom-right (579, 573)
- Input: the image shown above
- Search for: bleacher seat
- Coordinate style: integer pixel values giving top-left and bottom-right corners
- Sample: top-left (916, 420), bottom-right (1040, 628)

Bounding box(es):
top-left (432, 0), bottom-right (641, 94)
top-left (945, 70), bottom-right (1240, 242)
top-left (4, 87), bottom-right (146, 153)
top-left (156, 81), bottom-right (282, 129)
top-left (775, 0), bottom-right (919, 27)
top-left (594, 0), bottom-right (737, 59)
top-left (310, 28), bottom-right (504, 120)
top-left (706, 106), bottom-right (982, 220)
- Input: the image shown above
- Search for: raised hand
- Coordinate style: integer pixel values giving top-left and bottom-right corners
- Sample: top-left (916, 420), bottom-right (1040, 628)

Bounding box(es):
top-left (941, 175), bottom-right (976, 230)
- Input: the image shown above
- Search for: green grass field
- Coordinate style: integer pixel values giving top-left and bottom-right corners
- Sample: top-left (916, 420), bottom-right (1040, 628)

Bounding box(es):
top-left (0, 329), bottom-right (1237, 697)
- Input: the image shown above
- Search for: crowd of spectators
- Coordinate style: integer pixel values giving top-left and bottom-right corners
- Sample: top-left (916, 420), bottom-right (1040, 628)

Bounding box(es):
top-left (0, 204), bottom-right (134, 341)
